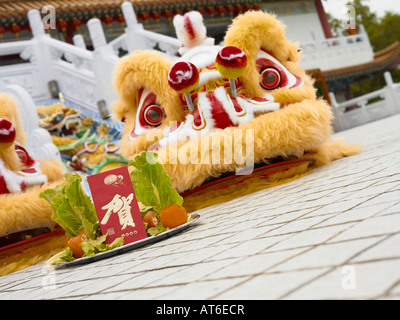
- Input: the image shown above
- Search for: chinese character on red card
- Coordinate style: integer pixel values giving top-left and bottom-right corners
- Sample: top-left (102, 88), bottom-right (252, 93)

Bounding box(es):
top-left (87, 166), bottom-right (147, 245)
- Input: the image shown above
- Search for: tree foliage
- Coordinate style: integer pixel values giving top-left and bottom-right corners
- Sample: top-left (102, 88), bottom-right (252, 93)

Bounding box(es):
top-left (327, 0), bottom-right (400, 97)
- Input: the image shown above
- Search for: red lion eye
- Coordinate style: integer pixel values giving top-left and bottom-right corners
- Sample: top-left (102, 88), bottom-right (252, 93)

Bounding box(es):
top-left (143, 105), bottom-right (164, 126)
top-left (16, 148), bottom-right (28, 165)
top-left (15, 144), bottom-right (35, 167)
top-left (260, 68), bottom-right (281, 90)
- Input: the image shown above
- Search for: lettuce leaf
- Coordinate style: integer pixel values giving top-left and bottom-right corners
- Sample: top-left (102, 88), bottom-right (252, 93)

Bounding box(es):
top-left (129, 152), bottom-right (183, 213)
top-left (40, 173), bottom-right (99, 239)
top-left (47, 247), bottom-right (75, 265)
top-left (80, 234), bottom-right (124, 257)
top-left (46, 236), bottom-right (124, 265)
top-left (147, 221), bottom-right (169, 237)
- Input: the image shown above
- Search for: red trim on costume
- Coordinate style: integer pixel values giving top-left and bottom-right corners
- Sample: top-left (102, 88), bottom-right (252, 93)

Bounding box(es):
top-left (207, 91), bottom-right (235, 129)
top-left (230, 96), bottom-right (244, 114)
top-left (184, 15), bottom-right (196, 40)
top-left (192, 106), bottom-right (203, 128)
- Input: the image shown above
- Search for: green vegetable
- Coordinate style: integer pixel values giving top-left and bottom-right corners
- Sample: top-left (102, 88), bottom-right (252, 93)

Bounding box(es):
top-left (41, 173), bottom-right (125, 264)
top-left (39, 173), bottom-right (99, 240)
top-left (47, 247), bottom-right (75, 265)
top-left (47, 235), bottom-right (124, 265)
top-left (80, 234), bottom-right (124, 257)
top-left (147, 221), bottom-right (169, 236)
top-left (129, 152), bottom-right (183, 214)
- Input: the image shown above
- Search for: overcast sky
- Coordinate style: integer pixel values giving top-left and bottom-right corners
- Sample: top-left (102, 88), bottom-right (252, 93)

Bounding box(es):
top-left (322, 0), bottom-right (400, 18)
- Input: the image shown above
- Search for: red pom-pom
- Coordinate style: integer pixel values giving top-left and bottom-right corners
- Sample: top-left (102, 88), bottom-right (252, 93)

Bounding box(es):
top-left (215, 46), bottom-right (247, 79)
top-left (168, 61), bottom-right (200, 93)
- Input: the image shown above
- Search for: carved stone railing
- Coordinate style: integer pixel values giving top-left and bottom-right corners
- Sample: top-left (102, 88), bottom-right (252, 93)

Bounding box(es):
top-left (330, 72), bottom-right (400, 132)
top-left (0, 2), bottom-right (181, 116)
top-left (0, 10), bottom-right (119, 114)
top-left (110, 2), bottom-right (181, 56)
top-left (1, 0), bottom-right (390, 134)
top-left (300, 25), bottom-right (374, 71)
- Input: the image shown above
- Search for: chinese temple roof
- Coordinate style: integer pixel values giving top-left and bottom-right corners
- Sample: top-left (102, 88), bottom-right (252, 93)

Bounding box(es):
top-left (0, 0), bottom-right (269, 39)
top-left (323, 42), bottom-right (400, 82)
top-left (0, 0), bottom-right (265, 21)
top-left (0, 0), bottom-right (315, 24)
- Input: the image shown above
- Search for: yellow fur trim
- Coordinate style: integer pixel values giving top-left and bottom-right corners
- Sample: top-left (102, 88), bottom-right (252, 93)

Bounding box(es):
top-left (224, 10), bottom-right (316, 104)
top-left (113, 51), bottom-right (185, 155)
top-left (0, 181), bottom-right (63, 237)
top-left (113, 10), bottom-right (362, 195)
top-left (0, 234), bottom-right (66, 276)
top-left (0, 93), bottom-right (65, 239)
top-left (304, 138), bottom-right (363, 167)
top-left (155, 98), bottom-right (333, 192)
top-left (38, 158), bottom-right (65, 183)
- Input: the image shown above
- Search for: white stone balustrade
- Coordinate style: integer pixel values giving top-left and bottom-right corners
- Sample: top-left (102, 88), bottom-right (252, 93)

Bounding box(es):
top-left (330, 72), bottom-right (400, 132)
top-left (110, 1), bottom-right (181, 56)
top-left (0, 1), bottom-right (181, 116)
top-left (1, 1), bottom-right (398, 135)
top-left (299, 25), bottom-right (374, 71)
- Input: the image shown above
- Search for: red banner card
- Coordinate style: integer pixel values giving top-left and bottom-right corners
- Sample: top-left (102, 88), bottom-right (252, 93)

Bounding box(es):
top-left (87, 166), bottom-right (147, 245)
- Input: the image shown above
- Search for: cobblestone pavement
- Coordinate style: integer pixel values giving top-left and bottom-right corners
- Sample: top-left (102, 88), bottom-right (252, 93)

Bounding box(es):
top-left (1, 114), bottom-right (400, 300)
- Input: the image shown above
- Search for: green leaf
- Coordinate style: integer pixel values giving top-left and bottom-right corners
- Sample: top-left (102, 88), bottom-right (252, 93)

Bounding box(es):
top-left (48, 247), bottom-right (75, 265)
top-left (80, 234), bottom-right (124, 257)
top-left (52, 193), bottom-right (83, 238)
top-left (129, 152), bottom-right (183, 213)
top-left (147, 221), bottom-right (169, 236)
top-left (39, 173), bottom-right (99, 239)
top-left (63, 173), bottom-right (99, 240)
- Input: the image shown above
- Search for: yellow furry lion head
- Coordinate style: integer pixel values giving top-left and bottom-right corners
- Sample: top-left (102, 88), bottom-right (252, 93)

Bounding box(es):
top-left (113, 11), bottom-right (358, 192)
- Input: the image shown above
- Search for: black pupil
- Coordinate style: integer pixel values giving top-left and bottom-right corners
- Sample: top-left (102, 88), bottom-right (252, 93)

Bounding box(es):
top-left (148, 109), bottom-right (161, 122)
top-left (264, 72), bottom-right (277, 85)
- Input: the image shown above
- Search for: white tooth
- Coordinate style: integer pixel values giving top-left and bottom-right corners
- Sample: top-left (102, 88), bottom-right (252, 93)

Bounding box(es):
top-left (238, 97), bottom-right (280, 114)
top-left (263, 93), bottom-right (275, 101)
top-left (159, 114), bottom-right (198, 147)
top-left (163, 125), bottom-right (171, 136)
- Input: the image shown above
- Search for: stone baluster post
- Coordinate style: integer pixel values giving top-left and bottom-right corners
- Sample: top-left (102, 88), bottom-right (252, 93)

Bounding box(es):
top-left (384, 71), bottom-right (400, 112)
top-left (122, 1), bottom-right (139, 27)
top-left (121, 1), bottom-right (147, 52)
top-left (28, 9), bottom-right (55, 100)
top-left (72, 34), bottom-right (87, 49)
top-left (329, 92), bottom-right (344, 132)
top-left (87, 18), bottom-right (119, 118)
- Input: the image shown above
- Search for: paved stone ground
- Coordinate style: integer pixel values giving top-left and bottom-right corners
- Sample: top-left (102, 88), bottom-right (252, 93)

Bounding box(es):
top-left (1, 114), bottom-right (400, 300)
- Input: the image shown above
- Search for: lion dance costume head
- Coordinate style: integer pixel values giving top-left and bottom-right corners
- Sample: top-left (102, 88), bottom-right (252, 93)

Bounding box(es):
top-left (0, 93), bottom-right (66, 275)
top-left (113, 11), bottom-right (361, 195)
